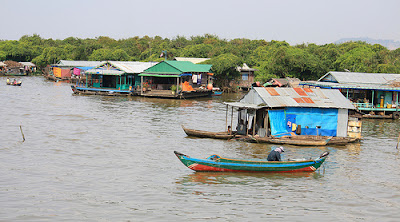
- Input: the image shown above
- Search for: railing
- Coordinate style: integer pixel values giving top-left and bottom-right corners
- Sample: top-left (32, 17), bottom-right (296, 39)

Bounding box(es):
top-left (353, 102), bottom-right (399, 110)
top-left (353, 103), bottom-right (373, 108)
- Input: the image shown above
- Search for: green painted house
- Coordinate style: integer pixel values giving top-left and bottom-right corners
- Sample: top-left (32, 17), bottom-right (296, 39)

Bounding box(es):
top-left (138, 60), bottom-right (213, 98)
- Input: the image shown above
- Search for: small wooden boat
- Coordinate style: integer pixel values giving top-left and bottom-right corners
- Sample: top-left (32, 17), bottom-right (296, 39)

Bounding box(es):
top-left (212, 91), bottom-right (223, 96)
top-left (182, 125), bottom-right (233, 139)
top-left (174, 151), bottom-right (330, 173)
top-left (7, 81), bottom-right (22, 86)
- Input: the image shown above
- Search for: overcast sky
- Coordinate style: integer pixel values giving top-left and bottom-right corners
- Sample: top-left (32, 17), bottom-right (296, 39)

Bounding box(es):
top-left (1, 0), bottom-right (399, 45)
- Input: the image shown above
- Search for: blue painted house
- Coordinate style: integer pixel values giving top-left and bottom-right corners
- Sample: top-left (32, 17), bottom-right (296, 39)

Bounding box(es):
top-left (225, 87), bottom-right (358, 138)
top-left (300, 71), bottom-right (400, 118)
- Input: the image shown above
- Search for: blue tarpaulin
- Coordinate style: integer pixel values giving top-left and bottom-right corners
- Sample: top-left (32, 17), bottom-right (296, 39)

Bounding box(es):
top-left (269, 108), bottom-right (338, 137)
top-left (268, 110), bottom-right (291, 137)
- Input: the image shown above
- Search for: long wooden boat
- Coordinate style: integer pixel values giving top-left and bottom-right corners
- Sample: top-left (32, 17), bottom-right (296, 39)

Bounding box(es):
top-left (181, 126), bottom-right (358, 146)
top-left (243, 135), bottom-right (331, 146)
top-left (174, 151), bottom-right (330, 173)
top-left (182, 125), bottom-right (234, 139)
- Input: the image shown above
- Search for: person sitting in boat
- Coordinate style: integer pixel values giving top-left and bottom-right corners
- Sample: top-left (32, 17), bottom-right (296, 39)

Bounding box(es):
top-left (7, 77), bottom-right (10, 84)
top-left (13, 79), bottom-right (17, 85)
top-left (267, 146), bottom-right (284, 161)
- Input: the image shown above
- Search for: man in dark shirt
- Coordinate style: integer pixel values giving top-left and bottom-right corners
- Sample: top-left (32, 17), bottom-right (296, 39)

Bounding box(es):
top-left (267, 146), bottom-right (284, 161)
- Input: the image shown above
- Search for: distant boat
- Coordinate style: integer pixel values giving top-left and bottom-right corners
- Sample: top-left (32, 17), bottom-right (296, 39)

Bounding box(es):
top-left (212, 91), bottom-right (223, 96)
top-left (174, 151), bottom-right (330, 173)
top-left (7, 80), bottom-right (22, 86)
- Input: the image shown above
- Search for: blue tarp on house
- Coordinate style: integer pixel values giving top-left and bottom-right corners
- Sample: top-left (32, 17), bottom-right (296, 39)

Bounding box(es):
top-left (269, 107), bottom-right (338, 137)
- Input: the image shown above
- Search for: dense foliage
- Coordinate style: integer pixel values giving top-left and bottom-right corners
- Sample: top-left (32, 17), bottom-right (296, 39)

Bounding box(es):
top-left (1, 34), bottom-right (400, 85)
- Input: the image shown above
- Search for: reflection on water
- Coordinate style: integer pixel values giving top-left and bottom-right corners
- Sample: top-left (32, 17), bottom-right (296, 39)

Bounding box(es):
top-left (1, 77), bottom-right (400, 221)
top-left (177, 171), bottom-right (321, 185)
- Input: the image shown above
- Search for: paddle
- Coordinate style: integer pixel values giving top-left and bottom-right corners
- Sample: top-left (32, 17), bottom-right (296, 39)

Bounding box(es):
top-left (396, 132), bottom-right (400, 149)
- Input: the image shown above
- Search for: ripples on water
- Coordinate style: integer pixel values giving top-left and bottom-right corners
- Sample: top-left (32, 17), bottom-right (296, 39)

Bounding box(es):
top-left (1, 77), bottom-right (400, 221)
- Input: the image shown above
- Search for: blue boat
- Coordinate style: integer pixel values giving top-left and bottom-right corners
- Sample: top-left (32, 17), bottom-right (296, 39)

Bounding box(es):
top-left (174, 151), bottom-right (330, 173)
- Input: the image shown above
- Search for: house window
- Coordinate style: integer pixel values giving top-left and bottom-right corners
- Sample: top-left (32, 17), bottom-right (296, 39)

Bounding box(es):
top-left (242, 73), bottom-right (249, 81)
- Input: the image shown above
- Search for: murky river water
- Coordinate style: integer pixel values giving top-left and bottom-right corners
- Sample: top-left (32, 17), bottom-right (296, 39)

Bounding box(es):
top-left (1, 76), bottom-right (400, 221)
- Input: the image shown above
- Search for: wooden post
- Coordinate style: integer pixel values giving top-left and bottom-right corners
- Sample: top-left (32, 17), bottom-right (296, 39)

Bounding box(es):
top-left (176, 77), bottom-right (179, 95)
top-left (230, 106), bottom-right (233, 134)
top-left (372, 90), bottom-right (374, 107)
top-left (225, 104), bottom-right (228, 131)
top-left (140, 76), bottom-right (143, 95)
top-left (253, 110), bottom-right (257, 135)
top-left (265, 110), bottom-right (269, 137)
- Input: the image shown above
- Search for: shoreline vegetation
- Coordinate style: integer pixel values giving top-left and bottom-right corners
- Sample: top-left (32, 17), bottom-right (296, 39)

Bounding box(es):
top-left (1, 34), bottom-right (399, 87)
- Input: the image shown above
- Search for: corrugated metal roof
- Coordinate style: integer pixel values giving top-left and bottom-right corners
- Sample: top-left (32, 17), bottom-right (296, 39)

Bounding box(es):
top-left (319, 71), bottom-right (400, 84)
top-left (235, 87), bottom-right (355, 109)
top-left (224, 102), bottom-right (265, 109)
top-left (85, 69), bottom-right (124, 75)
top-left (300, 81), bottom-right (400, 91)
top-left (56, 60), bottom-right (105, 68)
top-left (174, 57), bottom-right (210, 64)
top-left (19, 62), bottom-right (36, 67)
top-left (106, 61), bottom-right (158, 73)
top-left (85, 61), bottom-right (158, 75)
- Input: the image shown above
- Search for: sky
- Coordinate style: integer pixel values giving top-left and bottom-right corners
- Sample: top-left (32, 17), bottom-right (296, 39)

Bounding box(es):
top-left (1, 0), bottom-right (399, 45)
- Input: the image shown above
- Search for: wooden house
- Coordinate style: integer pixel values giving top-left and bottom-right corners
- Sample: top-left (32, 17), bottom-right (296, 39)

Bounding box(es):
top-left (138, 60), bottom-right (213, 99)
top-left (236, 63), bottom-right (258, 91)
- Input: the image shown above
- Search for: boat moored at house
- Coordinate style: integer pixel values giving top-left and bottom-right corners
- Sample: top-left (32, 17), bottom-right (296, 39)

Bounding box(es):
top-left (138, 60), bottom-right (214, 99)
top-left (183, 87), bottom-right (362, 146)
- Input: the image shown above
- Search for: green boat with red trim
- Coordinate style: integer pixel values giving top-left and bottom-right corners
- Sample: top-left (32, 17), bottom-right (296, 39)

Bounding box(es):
top-left (174, 151), bottom-right (329, 173)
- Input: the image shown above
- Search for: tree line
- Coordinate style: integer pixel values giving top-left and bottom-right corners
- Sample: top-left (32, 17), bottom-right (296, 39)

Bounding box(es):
top-left (1, 34), bottom-right (399, 86)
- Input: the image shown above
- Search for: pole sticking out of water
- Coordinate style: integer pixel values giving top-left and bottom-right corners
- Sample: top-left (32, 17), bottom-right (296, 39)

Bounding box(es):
top-left (20, 125), bottom-right (25, 142)
top-left (396, 132), bottom-right (400, 149)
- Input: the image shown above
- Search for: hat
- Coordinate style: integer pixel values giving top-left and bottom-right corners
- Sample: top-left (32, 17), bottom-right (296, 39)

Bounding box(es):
top-left (273, 146), bottom-right (285, 153)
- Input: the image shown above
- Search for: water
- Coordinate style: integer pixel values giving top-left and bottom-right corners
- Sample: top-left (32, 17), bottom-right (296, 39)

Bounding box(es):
top-left (1, 76), bottom-right (400, 221)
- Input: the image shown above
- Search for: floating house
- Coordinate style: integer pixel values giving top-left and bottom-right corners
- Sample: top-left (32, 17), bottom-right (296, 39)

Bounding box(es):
top-left (71, 61), bottom-right (157, 96)
top-left (138, 60), bottom-right (213, 99)
top-left (48, 60), bottom-right (104, 81)
top-left (236, 63), bottom-right (258, 91)
top-left (3, 61), bottom-right (35, 76)
top-left (300, 71), bottom-right (400, 119)
top-left (224, 87), bottom-right (360, 139)
top-left (0, 62), bottom-right (6, 74)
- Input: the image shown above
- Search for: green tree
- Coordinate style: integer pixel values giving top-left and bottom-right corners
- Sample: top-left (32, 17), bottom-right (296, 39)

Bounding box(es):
top-left (88, 48), bottom-right (113, 61)
top-left (335, 46), bottom-right (376, 72)
top-left (111, 49), bottom-right (130, 61)
top-left (206, 53), bottom-right (242, 87)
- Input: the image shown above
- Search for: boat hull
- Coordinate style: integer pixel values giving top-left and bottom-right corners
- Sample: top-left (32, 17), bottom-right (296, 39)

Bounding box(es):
top-left (182, 125), bottom-right (233, 139)
top-left (174, 151), bottom-right (328, 173)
